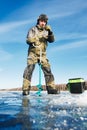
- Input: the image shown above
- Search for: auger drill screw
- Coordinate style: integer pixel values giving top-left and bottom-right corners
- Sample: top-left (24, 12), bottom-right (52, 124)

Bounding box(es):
top-left (33, 43), bottom-right (43, 96)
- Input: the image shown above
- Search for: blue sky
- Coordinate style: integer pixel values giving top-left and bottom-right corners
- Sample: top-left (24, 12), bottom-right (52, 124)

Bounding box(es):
top-left (0, 0), bottom-right (87, 89)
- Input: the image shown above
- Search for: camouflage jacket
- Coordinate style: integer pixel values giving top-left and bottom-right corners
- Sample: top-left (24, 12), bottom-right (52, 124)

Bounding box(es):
top-left (26, 25), bottom-right (55, 56)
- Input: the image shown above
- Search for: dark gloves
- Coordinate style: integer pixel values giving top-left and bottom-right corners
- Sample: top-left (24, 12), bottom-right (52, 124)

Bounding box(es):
top-left (45, 25), bottom-right (53, 35)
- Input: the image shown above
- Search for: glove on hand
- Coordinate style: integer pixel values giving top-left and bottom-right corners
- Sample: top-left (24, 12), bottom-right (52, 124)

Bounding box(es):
top-left (45, 25), bottom-right (53, 35)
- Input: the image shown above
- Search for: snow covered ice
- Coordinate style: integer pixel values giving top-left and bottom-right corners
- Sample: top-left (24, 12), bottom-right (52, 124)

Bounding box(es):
top-left (0, 91), bottom-right (87, 130)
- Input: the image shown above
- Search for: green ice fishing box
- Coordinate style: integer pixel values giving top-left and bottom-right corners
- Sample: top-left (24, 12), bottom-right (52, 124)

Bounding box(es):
top-left (68, 78), bottom-right (85, 93)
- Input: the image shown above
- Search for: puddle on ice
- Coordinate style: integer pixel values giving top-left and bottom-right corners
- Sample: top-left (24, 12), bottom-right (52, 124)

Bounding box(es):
top-left (0, 91), bottom-right (87, 130)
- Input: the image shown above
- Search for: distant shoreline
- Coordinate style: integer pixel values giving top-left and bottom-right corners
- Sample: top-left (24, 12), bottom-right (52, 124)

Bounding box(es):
top-left (0, 84), bottom-right (67, 91)
top-left (0, 81), bottom-right (87, 91)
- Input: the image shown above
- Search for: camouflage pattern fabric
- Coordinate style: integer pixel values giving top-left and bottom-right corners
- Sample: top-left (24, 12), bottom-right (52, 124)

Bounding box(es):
top-left (22, 25), bottom-right (56, 92)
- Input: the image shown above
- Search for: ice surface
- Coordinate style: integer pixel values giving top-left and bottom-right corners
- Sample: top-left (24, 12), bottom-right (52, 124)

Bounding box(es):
top-left (0, 91), bottom-right (87, 130)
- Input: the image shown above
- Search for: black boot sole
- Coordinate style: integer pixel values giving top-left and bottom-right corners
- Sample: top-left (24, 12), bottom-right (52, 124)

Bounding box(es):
top-left (22, 90), bottom-right (29, 96)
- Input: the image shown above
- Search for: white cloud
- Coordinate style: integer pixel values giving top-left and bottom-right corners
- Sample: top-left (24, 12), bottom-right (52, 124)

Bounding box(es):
top-left (3, 0), bottom-right (87, 27)
top-left (0, 20), bottom-right (34, 33)
top-left (50, 12), bottom-right (74, 19)
top-left (0, 19), bottom-right (35, 44)
top-left (46, 0), bottom-right (87, 20)
top-left (56, 33), bottom-right (87, 41)
top-left (0, 49), bottom-right (13, 61)
top-left (1, 0), bottom-right (87, 34)
top-left (50, 39), bottom-right (87, 52)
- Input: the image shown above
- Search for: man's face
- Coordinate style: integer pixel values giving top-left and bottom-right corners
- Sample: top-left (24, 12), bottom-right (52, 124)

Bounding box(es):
top-left (39, 20), bottom-right (46, 28)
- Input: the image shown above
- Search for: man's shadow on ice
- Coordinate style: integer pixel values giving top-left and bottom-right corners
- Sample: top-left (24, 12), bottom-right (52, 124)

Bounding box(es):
top-left (0, 97), bottom-right (33, 129)
top-left (0, 94), bottom-right (58, 130)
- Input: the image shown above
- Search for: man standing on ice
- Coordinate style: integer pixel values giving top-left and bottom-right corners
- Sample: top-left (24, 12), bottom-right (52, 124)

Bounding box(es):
top-left (22, 14), bottom-right (58, 95)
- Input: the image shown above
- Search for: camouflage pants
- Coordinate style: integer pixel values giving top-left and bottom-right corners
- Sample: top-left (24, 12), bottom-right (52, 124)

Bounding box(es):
top-left (22, 52), bottom-right (56, 91)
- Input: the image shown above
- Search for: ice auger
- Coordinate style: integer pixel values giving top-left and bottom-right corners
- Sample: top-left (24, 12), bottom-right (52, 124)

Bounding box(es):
top-left (33, 43), bottom-right (43, 96)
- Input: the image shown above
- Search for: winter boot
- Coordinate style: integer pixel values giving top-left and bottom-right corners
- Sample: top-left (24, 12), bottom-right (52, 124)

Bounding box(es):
top-left (46, 86), bottom-right (58, 94)
top-left (22, 90), bottom-right (29, 96)
top-left (22, 79), bottom-right (31, 96)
